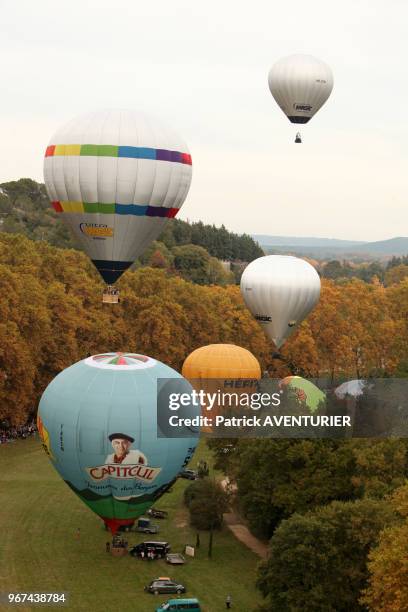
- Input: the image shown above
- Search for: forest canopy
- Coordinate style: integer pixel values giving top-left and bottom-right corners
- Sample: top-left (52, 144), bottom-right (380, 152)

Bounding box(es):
top-left (0, 232), bottom-right (408, 425)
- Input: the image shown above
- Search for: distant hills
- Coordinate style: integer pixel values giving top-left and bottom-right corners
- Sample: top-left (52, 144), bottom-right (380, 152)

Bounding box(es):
top-left (253, 235), bottom-right (408, 260)
top-left (253, 235), bottom-right (366, 248)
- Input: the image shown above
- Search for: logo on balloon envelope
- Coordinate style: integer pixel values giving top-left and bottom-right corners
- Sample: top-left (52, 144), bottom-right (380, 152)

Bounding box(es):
top-left (87, 464), bottom-right (161, 482)
top-left (293, 103), bottom-right (313, 111)
top-left (79, 222), bottom-right (113, 239)
top-left (255, 314), bottom-right (272, 322)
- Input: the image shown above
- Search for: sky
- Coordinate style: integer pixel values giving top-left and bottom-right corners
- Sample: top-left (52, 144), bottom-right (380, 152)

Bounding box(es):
top-left (1, 0), bottom-right (407, 241)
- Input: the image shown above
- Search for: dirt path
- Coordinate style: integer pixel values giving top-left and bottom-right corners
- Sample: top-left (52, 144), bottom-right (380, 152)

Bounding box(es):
top-left (221, 479), bottom-right (269, 560)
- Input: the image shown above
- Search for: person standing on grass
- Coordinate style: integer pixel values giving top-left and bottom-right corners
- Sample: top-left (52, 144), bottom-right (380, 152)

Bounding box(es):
top-left (225, 594), bottom-right (232, 609)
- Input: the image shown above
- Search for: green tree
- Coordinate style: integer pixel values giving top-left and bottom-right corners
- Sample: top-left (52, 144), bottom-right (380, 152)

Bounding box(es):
top-left (172, 244), bottom-right (212, 284)
top-left (184, 478), bottom-right (229, 530)
top-left (257, 499), bottom-right (396, 612)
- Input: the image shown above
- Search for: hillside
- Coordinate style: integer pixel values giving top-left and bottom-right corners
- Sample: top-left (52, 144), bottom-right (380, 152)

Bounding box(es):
top-left (253, 235), bottom-right (365, 248)
top-left (0, 179), bottom-right (263, 271)
top-left (258, 237), bottom-right (408, 260)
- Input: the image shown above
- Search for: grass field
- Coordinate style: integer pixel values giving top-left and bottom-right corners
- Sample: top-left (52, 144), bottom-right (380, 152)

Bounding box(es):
top-left (0, 438), bottom-right (262, 612)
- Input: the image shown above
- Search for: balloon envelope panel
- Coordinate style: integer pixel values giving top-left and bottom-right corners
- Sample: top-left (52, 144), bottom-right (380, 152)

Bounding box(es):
top-left (38, 353), bottom-right (198, 531)
top-left (43, 110), bottom-right (192, 284)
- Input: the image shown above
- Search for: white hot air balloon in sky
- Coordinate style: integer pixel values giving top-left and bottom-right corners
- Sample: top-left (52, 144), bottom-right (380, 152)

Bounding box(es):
top-left (268, 54), bottom-right (333, 142)
top-left (240, 255), bottom-right (321, 350)
top-left (43, 109), bottom-right (192, 302)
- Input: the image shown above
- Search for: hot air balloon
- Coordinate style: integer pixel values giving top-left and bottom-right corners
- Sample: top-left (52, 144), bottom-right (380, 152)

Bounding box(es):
top-left (182, 344), bottom-right (261, 432)
top-left (335, 380), bottom-right (367, 400)
top-left (279, 376), bottom-right (326, 414)
top-left (240, 255), bottom-right (321, 352)
top-left (43, 110), bottom-right (192, 303)
top-left (268, 54), bottom-right (333, 143)
top-left (38, 352), bottom-right (199, 534)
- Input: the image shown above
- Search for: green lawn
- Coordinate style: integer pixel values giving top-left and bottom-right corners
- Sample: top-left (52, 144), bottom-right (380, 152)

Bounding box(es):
top-left (0, 438), bottom-right (262, 612)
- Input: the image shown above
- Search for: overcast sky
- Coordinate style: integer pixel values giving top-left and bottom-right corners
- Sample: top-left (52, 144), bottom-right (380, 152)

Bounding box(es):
top-left (1, 0), bottom-right (407, 240)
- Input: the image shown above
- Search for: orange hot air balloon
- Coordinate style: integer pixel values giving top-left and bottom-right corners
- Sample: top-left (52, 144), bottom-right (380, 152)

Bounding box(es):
top-left (182, 344), bottom-right (261, 431)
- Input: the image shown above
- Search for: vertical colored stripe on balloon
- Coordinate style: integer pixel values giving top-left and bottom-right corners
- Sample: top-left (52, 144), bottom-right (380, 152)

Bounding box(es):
top-left (51, 201), bottom-right (63, 212)
top-left (181, 153), bottom-right (192, 165)
top-left (118, 146), bottom-right (156, 160)
top-left (115, 204), bottom-right (148, 215)
top-left (81, 144), bottom-right (119, 157)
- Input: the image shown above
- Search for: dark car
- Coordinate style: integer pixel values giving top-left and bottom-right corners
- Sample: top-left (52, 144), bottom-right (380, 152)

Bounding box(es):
top-left (179, 469), bottom-right (198, 480)
top-left (130, 541), bottom-right (170, 558)
top-left (147, 507), bottom-right (168, 519)
top-left (145, 578), bottom-right (186, 595)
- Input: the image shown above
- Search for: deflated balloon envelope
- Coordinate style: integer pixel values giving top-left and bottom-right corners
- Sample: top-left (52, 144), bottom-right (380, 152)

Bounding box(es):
top-left (37, 352), bottom-right (199, 533)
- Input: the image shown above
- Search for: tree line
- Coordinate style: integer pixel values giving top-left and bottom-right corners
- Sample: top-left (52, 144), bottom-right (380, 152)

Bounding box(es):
top-left (322, 257), bottom-right (408, 285)
top-left (0, 178), bottom-right (263, 265)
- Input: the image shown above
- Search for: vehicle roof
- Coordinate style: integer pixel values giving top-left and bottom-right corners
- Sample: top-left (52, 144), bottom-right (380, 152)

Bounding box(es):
top-left (166, 599), bottom-right (199, 603)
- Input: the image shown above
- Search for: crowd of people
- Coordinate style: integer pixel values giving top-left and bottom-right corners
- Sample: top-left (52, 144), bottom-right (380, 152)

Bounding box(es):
top-left (0, 420), bottom-right (37, 444)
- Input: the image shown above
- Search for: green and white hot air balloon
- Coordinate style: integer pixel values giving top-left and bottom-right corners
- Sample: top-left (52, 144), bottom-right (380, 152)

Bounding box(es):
top-left (43, 109), bottom-right (192, 302)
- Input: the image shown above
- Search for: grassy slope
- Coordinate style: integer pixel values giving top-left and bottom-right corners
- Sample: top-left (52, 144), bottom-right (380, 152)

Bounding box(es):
top-left (0, 439), bottom-right (261, 612)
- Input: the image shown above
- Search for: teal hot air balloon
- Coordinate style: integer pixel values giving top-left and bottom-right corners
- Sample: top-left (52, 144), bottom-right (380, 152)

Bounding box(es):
top-left (37, 352), bottom-right (199, 534)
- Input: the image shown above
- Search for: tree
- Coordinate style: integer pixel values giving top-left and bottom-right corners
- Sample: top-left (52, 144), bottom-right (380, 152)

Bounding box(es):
top-left (257, 499), bottom-right (396, 612)
top-left (361, 483), bottom-right (408, 611)
top-left (139, 240), bottom-right (173, 269)
top-left (184, 478), bottom-right (229, 531)
top-left (385, 264), bottom-right (408, 287)
top-left (232, 439), bottom-right (357, 538)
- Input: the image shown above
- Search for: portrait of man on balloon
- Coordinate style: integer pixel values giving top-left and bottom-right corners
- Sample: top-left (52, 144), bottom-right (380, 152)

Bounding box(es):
top-left (105, 433), bottom-right (147, 466)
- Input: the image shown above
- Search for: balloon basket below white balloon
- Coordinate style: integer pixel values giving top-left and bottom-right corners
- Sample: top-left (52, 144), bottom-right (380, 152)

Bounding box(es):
top-left (102, 286), bottom-right (120, 304)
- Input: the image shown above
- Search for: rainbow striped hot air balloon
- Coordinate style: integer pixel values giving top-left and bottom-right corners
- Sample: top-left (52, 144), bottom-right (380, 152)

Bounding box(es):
top-left (38, 352), bottom-right (198, 534)
top-left (43, 110), bottom-right (192, 302)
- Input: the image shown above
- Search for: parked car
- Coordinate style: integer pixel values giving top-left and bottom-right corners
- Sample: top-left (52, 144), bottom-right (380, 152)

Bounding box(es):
top-left (130, 541), bottom-right (170, 558)
top-left (179, 469), bottom-right (198, 480)
top-left (166, 553), bottom-right (186, 565)
top-left (156, 598), bottom-right (201, 611)
top-left (136, 517), bottom-right (159, 534)
top-left (147, 507), bottom-right (168, 519)
top-left (145, 577), bottom-right (186, 595)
